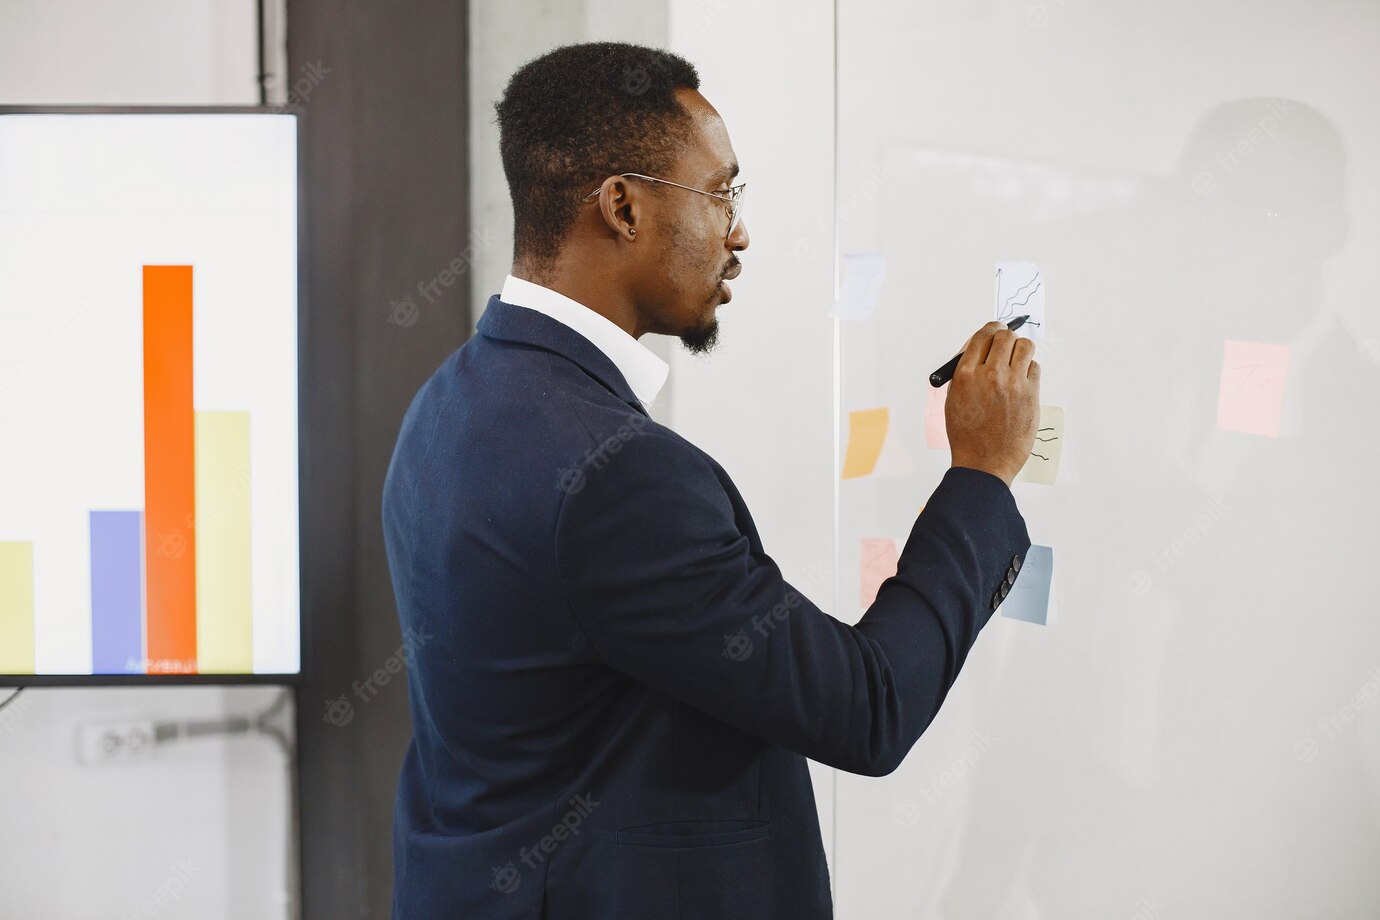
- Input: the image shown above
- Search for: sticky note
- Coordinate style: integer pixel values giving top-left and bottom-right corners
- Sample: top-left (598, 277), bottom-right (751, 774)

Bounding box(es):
top-left (924, 382), bottom-right (949, 450)
top-left (860, 537), bottom-right (900, 607)
top-left (1018, 405), bottom-right (1065, 485)
top-left (999, 544), bottom-right (1053, 626)
top-left (1217, 340), bottom-right (1290, 437)
top-left (830, 253), bottom-right (887, 320)
top-left (994, 261), bottom-right (1045, 341)
top-left (842, 408), bottom-right (890, 479)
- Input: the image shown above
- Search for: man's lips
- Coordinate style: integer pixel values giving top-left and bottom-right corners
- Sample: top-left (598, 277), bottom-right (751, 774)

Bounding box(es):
top-left (719, 263), bottom-right (741, 302)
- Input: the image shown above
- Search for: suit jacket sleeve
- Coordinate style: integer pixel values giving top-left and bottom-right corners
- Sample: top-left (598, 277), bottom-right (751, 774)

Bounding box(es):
top-left (554, 430), bottom-right (1031, 777)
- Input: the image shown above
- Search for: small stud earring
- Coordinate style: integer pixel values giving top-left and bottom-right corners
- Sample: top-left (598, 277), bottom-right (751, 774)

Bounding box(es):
top-left (629, 228), bottom-right (636, 236)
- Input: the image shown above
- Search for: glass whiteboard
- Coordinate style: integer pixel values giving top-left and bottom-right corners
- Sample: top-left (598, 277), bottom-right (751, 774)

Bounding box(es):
top-left (832, 2), bottom-right (1380, 916)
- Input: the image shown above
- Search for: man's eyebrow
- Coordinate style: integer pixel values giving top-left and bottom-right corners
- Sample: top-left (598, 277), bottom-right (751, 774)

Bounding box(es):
top-left (708, 162), bottom-right (740, 186)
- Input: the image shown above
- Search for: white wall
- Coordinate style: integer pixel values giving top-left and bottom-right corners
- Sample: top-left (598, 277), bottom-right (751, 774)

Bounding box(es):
top-left (0, 686), bottom-right (294, 919)
top-left (0, 3), bottom-right (296, 918)
top-left (0, 0), bottom-right (259, 105)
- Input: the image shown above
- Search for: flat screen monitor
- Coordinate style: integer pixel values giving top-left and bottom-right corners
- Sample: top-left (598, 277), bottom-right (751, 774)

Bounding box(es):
top-left (0, 109), bottom-right (301, 682)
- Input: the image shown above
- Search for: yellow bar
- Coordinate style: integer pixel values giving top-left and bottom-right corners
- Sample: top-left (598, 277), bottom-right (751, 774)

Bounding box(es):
top-left (0, 542), bottom-right (35, 674)
top-left (194, 411), bottom-right (254, 673)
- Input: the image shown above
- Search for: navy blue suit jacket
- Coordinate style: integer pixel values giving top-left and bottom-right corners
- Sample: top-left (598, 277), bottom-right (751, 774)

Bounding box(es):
top-left (382, 295), bottom-right (1031, 918)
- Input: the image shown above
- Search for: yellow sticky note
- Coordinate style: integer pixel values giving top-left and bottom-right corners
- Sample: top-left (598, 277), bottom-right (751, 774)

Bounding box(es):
top-left (1018, 405), bottom-right (1065, 485)
top-left (1217, 340), bottom-right (1290, 437)
top-left (860, 537), bottom-right (900, 607)
top-left (842, 408), bottom-right (890, 479)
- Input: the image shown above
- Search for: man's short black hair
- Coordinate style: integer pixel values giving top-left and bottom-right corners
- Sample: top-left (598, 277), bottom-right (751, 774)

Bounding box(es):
top-left (494, 41), bottom-right (701, 270)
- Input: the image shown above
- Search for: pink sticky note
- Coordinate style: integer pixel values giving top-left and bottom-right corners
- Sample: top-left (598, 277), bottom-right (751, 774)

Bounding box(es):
top-left (925, 382), bottom-right (950, 450)
top-left (860, 538), bottom-right (900, 607)
top-left (1217, 341), bottom-right (1290, 437)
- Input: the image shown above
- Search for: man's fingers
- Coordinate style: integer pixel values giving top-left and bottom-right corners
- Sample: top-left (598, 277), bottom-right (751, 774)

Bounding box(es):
top-left (1010, 336), bottom-right (1036, 371)
top-left (985, 328), bottom-right (1017, 367)
top-left (956, 321), bottom-right (1005, 375)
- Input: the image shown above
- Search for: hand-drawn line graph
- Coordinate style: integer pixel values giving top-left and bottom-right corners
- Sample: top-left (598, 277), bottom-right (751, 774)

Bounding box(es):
top-left (995, 262), bottom-right (1044, 333)
top-left (1225, 363), bottom-right (1275, 390)
top-left (1030, 424), bottom-right (1059, 462)
top-left (1018, 405), bottom-right (1064, 485)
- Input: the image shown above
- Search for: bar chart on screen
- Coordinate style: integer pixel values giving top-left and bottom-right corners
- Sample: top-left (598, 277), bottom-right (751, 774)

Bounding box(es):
top-left (0, 113), bottom-right (300, 677)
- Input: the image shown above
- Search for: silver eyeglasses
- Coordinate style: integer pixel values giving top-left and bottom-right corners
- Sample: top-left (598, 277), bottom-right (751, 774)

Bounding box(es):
top-left (582, 172), bottom-right (747, 240)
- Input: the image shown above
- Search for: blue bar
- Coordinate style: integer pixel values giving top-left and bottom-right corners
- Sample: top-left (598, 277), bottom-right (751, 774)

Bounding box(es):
top-left (90, 510), bottom-right (144, 673)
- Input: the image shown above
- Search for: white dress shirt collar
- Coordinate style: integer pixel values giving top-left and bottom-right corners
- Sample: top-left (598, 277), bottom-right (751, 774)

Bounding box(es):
top-left (500, 273), bottom-right (669, 410)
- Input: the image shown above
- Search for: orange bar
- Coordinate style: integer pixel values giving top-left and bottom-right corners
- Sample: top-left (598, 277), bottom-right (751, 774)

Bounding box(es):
top-left (143, 265), bottom-right (198, 673)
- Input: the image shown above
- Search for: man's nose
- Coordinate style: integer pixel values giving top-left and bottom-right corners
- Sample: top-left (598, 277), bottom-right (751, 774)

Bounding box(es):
top-left (727, 219), bottom-right (749, 251)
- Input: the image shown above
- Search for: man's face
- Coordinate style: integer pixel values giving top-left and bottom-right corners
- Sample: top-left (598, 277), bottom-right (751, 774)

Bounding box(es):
top-left (634, 88), bottom-right (749, 355)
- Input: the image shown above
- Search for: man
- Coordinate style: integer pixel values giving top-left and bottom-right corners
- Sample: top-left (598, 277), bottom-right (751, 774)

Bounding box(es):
top-left (383, 41), bottom-right (1039, 919)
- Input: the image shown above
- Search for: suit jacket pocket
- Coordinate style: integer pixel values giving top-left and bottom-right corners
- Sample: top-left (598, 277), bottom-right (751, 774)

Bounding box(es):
top-left (615, 818), bottom-right (770, 849)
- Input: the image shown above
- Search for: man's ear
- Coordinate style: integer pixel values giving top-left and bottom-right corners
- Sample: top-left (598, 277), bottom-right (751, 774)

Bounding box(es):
top-left (594, 176), bottom-right (641, 242)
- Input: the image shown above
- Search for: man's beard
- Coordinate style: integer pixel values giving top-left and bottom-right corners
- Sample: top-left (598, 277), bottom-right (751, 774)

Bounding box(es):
top-left (679, 313), bottom-right (720, 355)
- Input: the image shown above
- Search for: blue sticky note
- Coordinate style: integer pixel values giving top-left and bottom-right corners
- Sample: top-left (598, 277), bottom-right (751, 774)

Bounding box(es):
top-left (1000, 544), bottom-right (1053, 625)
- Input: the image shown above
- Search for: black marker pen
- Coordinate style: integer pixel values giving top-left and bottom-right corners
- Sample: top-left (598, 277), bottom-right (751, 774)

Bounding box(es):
top-left (929, 315), bottom-right (1030, 388)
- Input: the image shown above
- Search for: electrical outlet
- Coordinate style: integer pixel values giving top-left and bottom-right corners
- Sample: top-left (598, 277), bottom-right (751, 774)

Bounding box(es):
top-left (77, 719), bottom-right (158, 765)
